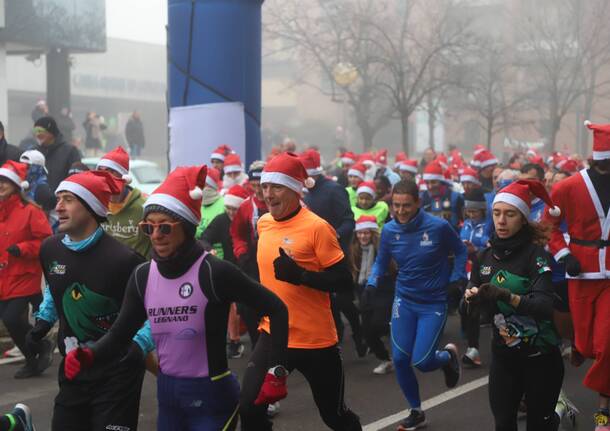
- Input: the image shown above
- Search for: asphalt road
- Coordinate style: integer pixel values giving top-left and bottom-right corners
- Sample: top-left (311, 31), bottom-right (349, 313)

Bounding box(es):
top-left (0, 315), bottom-right (597, 430)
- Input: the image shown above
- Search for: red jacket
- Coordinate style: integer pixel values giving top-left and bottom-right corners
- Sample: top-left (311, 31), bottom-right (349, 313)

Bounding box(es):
top-left (0, 194), bottom-right (52, 300)
top-left (230, 195), bottom-right (267, 260)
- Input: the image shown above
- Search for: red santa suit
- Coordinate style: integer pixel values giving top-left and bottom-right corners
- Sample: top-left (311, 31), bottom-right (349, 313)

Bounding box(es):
top-left (544, 121), bottom-right (610, 396)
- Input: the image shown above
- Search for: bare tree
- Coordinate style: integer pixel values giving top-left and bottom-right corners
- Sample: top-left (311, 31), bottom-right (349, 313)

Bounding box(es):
top-left (264, 0), bottom-right (394, 151)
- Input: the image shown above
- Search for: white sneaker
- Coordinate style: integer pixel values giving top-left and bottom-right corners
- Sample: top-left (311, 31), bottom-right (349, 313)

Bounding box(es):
top-left (267, 401), bottom-right (280, 418)
top-left (373, 360), bottom-right (394, 375)
top-left (3, 345), bottom-right (22, 358)
top-left (462, 347), bottom-right (481, 367)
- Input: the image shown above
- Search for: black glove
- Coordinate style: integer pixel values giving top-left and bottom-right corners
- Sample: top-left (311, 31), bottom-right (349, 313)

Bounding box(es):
top-left (119, 341), bottom-right (145, 368)
top-left (25, 319), bottom-right (52, 354)
top-left (563, 254), bottom-right (581, 277)
top-left (478, 283), bottom-right (512, 303)
top-left (273, 248), bottom-right (305, 285)
top-left (6, 245), bottom-right (20, 257)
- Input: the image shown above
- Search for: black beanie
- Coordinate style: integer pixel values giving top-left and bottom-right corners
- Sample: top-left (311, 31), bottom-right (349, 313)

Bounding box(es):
top-left (464, 188), bottom-right (487, 210)
top-left (34, 116), bottom-right (61, 137)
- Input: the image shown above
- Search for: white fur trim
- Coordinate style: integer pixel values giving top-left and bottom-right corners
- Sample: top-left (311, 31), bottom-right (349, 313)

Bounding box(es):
top-left (355, 221), bottom-right (378, 232)
top-left (593, 150), bottom-right (610, 160)
top-left (493, 192), bottom-right (530, 218)
top-left (96, 159), bottom-right (129, 176)
top-left (0, 168), bottom-right (23, 189)
top-left (584, 120), bottom-right (592, 127)
top-left (356, 185), bottom-right (375, 197)
top-left (347, 168), bottom-right (365, 180)
top-left (423, 173), bottom-right (445, 181)
top-left (549, 206), bottom-right (561, 217)
top-left (341, 157), bottom-right (356, 165)
top-left (189, 187), bottom-right (203, 200)
top-left (260, 171), bottom-right (303, 194)
top-left (399, 164), bottom-right (418, 174)
top-left (144, 193), bottom-right (199, 225)
top-left (554, 248), bottom-right (570, 262)
top-left (304, 177), bottom-right (316, 188)
top-left (223, 164), bottom-right (243, 174)
top-left (224, 194), bottom-right (245, 208)
top-left (21, 180), bottom-right (29, 190)
top-left (122, 174), bottom-right (133, 184)
top-left (306, 167), bottom-right (323, 176)
top-left (56, 180), bottom-right (108, 217)
top-left (205, 176), bottom-right (219, 190)
top-left (210, 152), bottom-right (225, 161)
top-left (479, 158), bottom-right (498, 168)
top-left (460, 174), bottom-right (481, 185)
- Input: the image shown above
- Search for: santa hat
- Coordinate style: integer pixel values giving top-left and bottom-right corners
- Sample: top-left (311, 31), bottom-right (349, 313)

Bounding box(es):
top-left (526, 148), bottom-right (538, 160)
top-left (529, 155), bottom-right (546, 168)
top-left (356, 181), bottom-right (376, 197)
top-left (460, 167), bottom-right (481, 186)
top-left (210, 145), bottom-right (233, 162)
top-left (394, 152), bottom-right (407, 168)
top-left (355, 215), bottom-right (378, 232)
top-left (493, 179), bottom-right (560, 218)
top-left (19, 150), bottom-right (48, 174)
top-left (260, 152), bottom-right (313, 195)
top-left (0, 161), bottom-right (30, 190)
top-left (399, 159), bottom-right (418, 174)
top-left (359, 153), bottom-right (375, 168)
top-left (347, 163), bottom-right (367, 180)
top-left (475, 150), bottom-right (498, 169)
top-left (56, 170), bottom-right (124, 218)
top-left (223, 184), bottom-right (249, 208)
top-left (299, 149), bottom-right (323, 176)
top-left (96, 146), bottom-right (132, 184)
top-left (449, 149), bottom-right (464, 166)
top-left (341, 151), bottom-right (358, 166)
top-left (473, 144), bottom-right (486, 157)
top-left (423, 161), bottom-right (445, 181)
top-left (556, 158), bottom-right (578, 173)
top-left (435, 154), bottom-right (448, 170)
top-left (205, 167), bottom-right (222, 190)
top-left (223, 154), bottom-right (243, 174)
top-left (144, 165), bottom-right (207, 225)
top-left (584, 120), bottom-right (610, 160)
top-left (418, 178), bottom-right (427, 191)
top-left (375, 149), bottom-right (388, 167)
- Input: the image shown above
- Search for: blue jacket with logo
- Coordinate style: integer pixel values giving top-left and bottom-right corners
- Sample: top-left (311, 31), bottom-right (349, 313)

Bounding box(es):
top-left (368, 210), bottom-right (467, 303)
top-left (420, 188), bottom-right (464, 232)
top-left (460, 218), bottom-right (490, 251)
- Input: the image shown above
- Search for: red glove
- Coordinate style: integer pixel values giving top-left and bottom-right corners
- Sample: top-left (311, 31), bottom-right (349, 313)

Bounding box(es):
top-left (64, 347), bottom-right (94, 380)
top-left (254, 367), bottom-right (288, 405)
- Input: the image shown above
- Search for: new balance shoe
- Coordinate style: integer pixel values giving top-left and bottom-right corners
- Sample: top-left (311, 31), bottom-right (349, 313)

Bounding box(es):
top-left (441, 343), bottom-right (460, 388)
top-left (397, 409), bottom-right (426, 430)
top-left (373, 360), bottom-right (394, 375)
top-left (462, 347), bottom-right (481, 367)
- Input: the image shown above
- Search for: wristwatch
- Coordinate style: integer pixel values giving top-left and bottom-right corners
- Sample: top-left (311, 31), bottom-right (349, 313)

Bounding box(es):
top-left (269, 365), bottom-right (288, 378)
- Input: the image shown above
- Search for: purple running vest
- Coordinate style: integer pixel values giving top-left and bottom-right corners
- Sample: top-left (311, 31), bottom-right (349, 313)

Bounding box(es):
top-left (145, 253), bottom-right (209, 378)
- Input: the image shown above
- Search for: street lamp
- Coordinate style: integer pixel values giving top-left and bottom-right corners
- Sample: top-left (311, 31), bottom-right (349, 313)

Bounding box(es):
top-left (333, 62), bottom-right (358, 148)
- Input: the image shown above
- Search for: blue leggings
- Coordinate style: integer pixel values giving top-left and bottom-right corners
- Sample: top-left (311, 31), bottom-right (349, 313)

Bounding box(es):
top-left (391, 297), bottom-right (450, 409)
top-left (157, 372), bottom-right (240, 431)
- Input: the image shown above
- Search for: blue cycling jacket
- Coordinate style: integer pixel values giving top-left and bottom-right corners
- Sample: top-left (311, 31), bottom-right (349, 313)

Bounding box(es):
top-left (460, 218), bottom-right (490, 251)
top-left (368, 210), bottom-right (467, 303)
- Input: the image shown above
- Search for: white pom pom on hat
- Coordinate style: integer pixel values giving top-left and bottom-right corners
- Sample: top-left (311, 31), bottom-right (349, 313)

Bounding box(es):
top-left (189, 186), bottom-right (203, 200)
top-left (549, 206), bottom-right (561, 217)
top-left (304, 177), bottom-right (316, 188)
top-left (122, 174), bottom-right (132, 185)
top-left (21, 180), bottom-right (30, 190)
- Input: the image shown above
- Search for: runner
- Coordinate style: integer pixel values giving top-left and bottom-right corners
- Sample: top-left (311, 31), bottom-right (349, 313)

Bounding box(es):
top-left (366, 180), bottom-right (467, 430)
top-left (239, 152), bottom-right (362, 430)
top-left (465, 179), bottom-right (563, 431)
top-left (65, 165), bottom-right (289, 431)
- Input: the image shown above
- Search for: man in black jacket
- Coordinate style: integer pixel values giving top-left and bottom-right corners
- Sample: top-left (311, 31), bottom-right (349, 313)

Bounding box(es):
top-left (33, 116), bottom-right (81, 191)
top-left (0, 121), bottom-right (22, 166)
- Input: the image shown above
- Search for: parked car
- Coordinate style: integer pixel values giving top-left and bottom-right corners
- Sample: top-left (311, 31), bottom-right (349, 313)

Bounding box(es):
top-left (81, 157), bottom-right (166, 195)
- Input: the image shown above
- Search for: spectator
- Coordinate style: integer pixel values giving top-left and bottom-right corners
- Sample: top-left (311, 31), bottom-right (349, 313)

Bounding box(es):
top-left (19, 150), bottom-right (54, 211)
top-left (30, 100), bottom-right (48, 123)
top-left (56, 108), bottom-right (75, 144)
top-left (82, 112), bottom-right (105, 156)
top-left (124, 111), bottom-right (145, 158)
top-left (0, 121), bottom-right (22, 165)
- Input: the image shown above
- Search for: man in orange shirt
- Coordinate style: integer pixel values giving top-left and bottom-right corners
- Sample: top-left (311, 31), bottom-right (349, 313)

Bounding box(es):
top-left (239, 153), bottom-right (362, 431)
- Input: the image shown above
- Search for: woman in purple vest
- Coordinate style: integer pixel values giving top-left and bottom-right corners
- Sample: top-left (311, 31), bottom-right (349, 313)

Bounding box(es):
top-left (63, 166), bottom-right (289, 431)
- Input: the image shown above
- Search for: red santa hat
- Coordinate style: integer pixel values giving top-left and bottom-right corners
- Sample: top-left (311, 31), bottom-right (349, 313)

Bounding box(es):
top-left (529, 155), bottom-right (546, 168)
top-left (359, 153), bottom-right (375, 168)
top-left (356, 181), bottom-right (376, 197)
top-left (418, 178), bottom-right (427, 191)
top-left (223, 184), bottom-right (249, 209)
top-left (526, 148), bottom-right (538, 160)
top-left (299, 149), bottom-right (323, 176)
top-left (399, 159), bottom-right (418, 174)
top-left (584, 120), bottom-right (610, 160)
top-left (261, 152), bottom-right (313, 195)
top-left (493, 179), bottom-right (560, 218)
top-left (0, 160), bottom-right (30, 191)
top-left (210, 145), bottom-right (233, 162)
top-left (205, 167), bottom-right (222, 191)
top-left (144, 165), bottom-right (207, 225)
top-left (449, 149), bottom-right (464, 166)
top-left (473, 144), bottom-right (486, 157)
top-left (460, 167), bottom-right (481, 186)
top-left (355, 215), bottom-right (379, 232)
top-left (556, 158), bottom-right (579, 173)
top-left (341, 151), bottom-right (358, 166)
top-left (547, 152), bottom-right (564, 168)
top-left (96, 146), bottom-right (132, 184)
top-left (475, 150), bottom-right (498, 169)
top-left (435, 153), bottom-right (448, 170)
top-left (223, 154), bottom-right (243, 174)
top-left (423, 161), bottom-right (445, 181)
top-left (347, 162), bottom-right (367, 180)
top-left (375, 149), bottom-right (388, 167)
top-left (394, 152), bottom-right (407, 168)
top-left (56, 170), bottom-right (124, 218)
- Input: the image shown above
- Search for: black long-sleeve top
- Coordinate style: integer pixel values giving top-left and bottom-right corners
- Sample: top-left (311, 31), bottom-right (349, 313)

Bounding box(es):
top-left (93, 240), bottom-right (288, 375)
top-left (201, 212), bottom-right (236, 264)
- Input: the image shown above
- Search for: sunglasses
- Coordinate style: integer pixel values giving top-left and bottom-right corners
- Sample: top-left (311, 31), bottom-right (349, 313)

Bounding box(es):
top-left (138, 221), bottom-right (181, 236)
top-left (33, 127), bottom-right (48, 134)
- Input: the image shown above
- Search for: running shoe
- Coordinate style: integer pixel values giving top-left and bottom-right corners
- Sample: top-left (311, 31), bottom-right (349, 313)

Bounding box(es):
top-left (556, 391), bottom-right (578, 430)
top-left (2, 345), bottom-right (22, 358)
top-left (594, 409), bottom-right (610, 430)
top-left (397, 409), bottom-right (426, 430)
top-left (267, 401), bottom-right (280, 418)
top-left (227, 341), bottom-right (245, 359)
top-left (441, 343), bottom-right (460, 388)
top-left (14, 358), bottom-right (40, 379)
top-left (10, 403), bottom-right (35, 431)
top-left (462, 347), bottom-right (481, 367)
top-left (37, 339), bottom-right (54, 374)
top-left (373, 360), bottom-right (394, 375)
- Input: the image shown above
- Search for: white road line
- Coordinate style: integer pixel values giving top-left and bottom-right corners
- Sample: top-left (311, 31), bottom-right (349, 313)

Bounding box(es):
top-left (363, 375), bottom-right (489, 431)
top-left (0, 356), bottom-right (24, 365)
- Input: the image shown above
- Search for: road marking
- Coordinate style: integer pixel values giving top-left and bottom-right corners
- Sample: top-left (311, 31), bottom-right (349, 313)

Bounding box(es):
top-left (0, 356), bottom-right (24, 365)
top-left (363, 375), bottom-right (489, 430)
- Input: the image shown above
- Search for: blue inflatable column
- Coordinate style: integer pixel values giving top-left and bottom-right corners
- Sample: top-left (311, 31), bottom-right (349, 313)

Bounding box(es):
top-left (168, 0), bottom-right (263, 165)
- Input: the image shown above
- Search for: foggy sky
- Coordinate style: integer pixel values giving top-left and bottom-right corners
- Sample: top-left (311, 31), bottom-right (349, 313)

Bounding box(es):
top-left (106, 0), bottom-right (166, 45)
